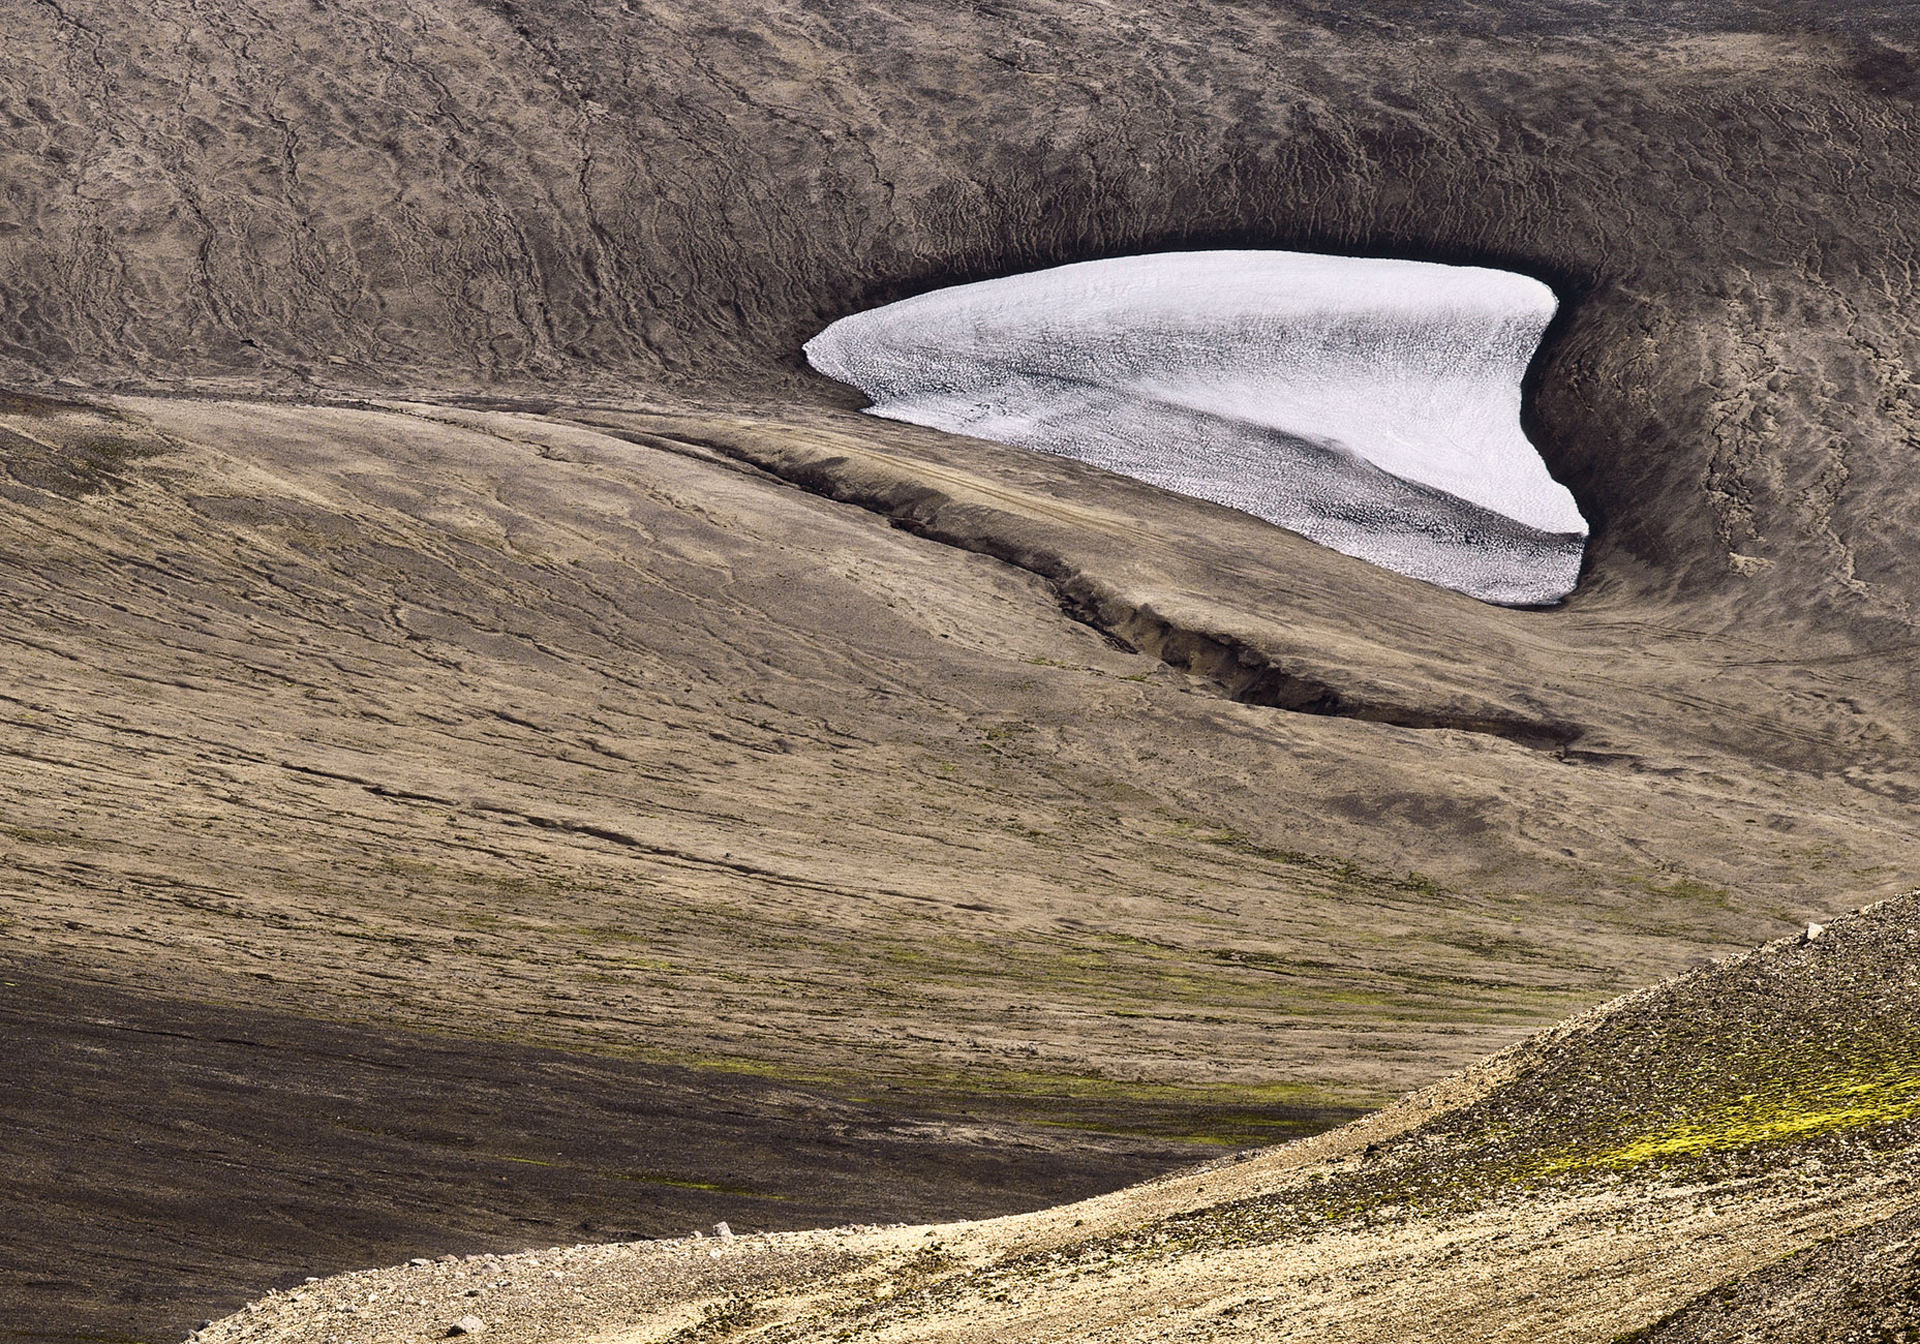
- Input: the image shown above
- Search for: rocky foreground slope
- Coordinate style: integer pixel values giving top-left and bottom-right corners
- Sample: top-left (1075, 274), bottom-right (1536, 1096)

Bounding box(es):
top-left (195, 893), bottom-right (1920, 1344)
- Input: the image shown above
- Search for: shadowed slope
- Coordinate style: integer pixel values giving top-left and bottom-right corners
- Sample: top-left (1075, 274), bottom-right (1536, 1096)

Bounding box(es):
top-left (0, 967), bottom-right (1221, 1344)
top-left (194, 894), bottom-right (1920, 1343)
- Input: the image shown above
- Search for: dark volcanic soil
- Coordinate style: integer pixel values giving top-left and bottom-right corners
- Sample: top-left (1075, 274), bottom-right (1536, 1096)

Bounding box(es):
top-left (180, 896), bottom-right (1920, 1344)
top-left (3, 386), bottom-right (1912, 1344)
top-left (1627, 1203), bottom-right (1920, 1344)
top-left (0, 966), bottom-right (1228, 1344)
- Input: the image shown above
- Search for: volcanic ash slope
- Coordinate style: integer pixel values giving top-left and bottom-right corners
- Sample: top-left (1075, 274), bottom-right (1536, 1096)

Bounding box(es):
top-left (199, 894), bottom-right (1920, 1344)
top-left (805, 251), bottom-right (1585, 605)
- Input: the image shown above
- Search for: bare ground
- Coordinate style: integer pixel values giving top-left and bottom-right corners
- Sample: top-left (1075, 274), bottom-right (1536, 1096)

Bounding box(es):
top-left (3, 0), bottom-right (1920, 1338)
top-left (7, 391), bottom-right (1908, 1120)
top-left (190, 894), bottom-right (1920, 1344)
top-left (4, 386), bottom-right (1916, 1339)
top-left (0, 964), bottom-right (1216, 1344)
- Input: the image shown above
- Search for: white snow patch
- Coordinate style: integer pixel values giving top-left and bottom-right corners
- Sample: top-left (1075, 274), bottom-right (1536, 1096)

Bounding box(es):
top-left (805, 250), bottom-right (1587, 605)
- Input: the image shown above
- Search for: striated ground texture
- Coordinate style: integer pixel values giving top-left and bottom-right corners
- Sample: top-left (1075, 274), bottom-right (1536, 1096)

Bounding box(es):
top-left (1, 0), bottom-right (1919, 1340)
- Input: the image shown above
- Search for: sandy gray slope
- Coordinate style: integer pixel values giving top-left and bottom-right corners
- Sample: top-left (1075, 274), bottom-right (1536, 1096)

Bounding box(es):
top-left (1623, 1203), bottom-right (1920, 1343)
top-left (4, 369), bottom-right (1920, 1338)
top-left (2, 384), bottom-right (1914, 1341)
top-left (7, 388), bottom-right (1911, 1121)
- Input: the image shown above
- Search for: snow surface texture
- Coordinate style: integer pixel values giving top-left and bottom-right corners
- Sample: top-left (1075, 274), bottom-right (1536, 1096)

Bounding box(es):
top-left (804, 251), bottom-right (1587, 605)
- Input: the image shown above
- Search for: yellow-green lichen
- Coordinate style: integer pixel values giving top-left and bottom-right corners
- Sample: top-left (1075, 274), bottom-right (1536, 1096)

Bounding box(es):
top-left (1546, 1062), bottom-right (1920, 1172)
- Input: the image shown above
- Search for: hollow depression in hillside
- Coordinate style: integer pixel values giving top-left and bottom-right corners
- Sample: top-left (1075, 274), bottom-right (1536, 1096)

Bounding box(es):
top-left (8, 7), bottom-right (1920, 1340)
top-left (806, 250), bottom-right (1587, 605)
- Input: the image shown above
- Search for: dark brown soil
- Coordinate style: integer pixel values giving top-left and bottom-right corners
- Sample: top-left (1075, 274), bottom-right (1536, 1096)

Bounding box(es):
top-left (0, 963), bottom-right (1226, 1344)
top-left (2, 386), bottom-right (1913, 1342)
top-left (5, 0), bottom-right (1920, 639)
top-left (5, 0), bottom-right (1920, 1337)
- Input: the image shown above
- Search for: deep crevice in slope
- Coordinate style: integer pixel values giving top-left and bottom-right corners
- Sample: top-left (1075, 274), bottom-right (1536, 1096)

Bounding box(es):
top-left (590, 421), bottom-right (1584, 751)
top-left (1081, 595), bottom-right (1583, 749)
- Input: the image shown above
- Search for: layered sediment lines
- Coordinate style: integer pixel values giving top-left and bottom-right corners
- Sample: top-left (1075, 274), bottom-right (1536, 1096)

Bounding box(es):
top-left (6, 390), bottom-right (1915, 1338)
top-left (5, 2), bottom-right (1920, 1337)
top-left (1, 0), bottom-right (1917, 628)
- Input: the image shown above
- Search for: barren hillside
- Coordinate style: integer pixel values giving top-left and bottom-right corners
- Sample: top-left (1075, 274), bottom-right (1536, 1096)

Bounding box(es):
top-left (4, 0), bottom-right (1920, 631)
top-left (194, 895), bottom-right (1920, 1343)
top-left (2, 0), bottom-right (1918, 1340)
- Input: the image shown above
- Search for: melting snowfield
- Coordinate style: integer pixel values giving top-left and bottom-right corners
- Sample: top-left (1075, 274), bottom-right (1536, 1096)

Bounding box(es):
top-left (805, 250), bottom-right (1586, 605)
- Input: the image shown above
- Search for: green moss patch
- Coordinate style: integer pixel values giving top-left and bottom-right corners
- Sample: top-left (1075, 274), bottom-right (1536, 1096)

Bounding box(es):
top-left (1548, 1055), bottom-right (1920, 1172)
